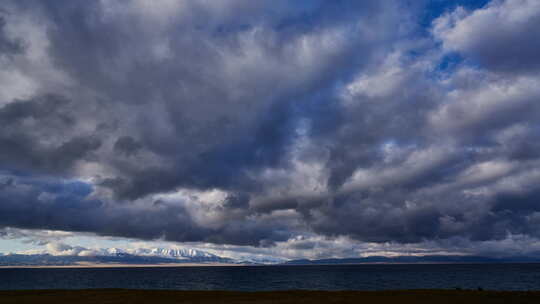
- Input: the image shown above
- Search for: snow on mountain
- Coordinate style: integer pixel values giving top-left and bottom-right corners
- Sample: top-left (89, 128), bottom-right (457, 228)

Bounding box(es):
top-left (106, 248), bottom-right (124, 255)
top-left (133, 248), bottom-right (219, 260)
top-left (1, 246), bottom-right (285, 265)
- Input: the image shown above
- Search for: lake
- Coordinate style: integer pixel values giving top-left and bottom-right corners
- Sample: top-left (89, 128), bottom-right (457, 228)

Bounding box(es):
top-left (1, 264), bottom-right (540, 291)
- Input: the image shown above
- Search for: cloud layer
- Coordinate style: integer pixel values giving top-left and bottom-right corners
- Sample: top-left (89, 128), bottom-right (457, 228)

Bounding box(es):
top-left (1, 0), bottom-right (540, 257)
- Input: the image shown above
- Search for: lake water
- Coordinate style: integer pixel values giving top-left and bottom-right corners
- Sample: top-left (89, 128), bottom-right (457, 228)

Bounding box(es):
top-left (1, 264), bottom-right (540, 291)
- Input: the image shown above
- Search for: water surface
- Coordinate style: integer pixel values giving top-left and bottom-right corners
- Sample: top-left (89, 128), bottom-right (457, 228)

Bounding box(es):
top-left (1, 264), bottom-right (539, 291)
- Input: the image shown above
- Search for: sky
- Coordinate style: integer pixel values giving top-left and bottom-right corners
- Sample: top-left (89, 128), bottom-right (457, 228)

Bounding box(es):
top-left (1, 0), bottom-right (540, 261)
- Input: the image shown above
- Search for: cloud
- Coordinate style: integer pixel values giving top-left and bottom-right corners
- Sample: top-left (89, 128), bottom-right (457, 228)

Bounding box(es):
top-left (0, 15), bottom-right (24, 56)
top-left (45, 242), bottom-right (89, 256)
top-left (113, 136), bottom-right (142, 157)
top-left (0, 227), bottom-right (74, 246)
top-left (0, 0), bottom-right (540, 258)
top-left (0, 175), bottom-right (294, 246)
top-left (433, 0), bottom-right (540, 73)
top-left (0, 94), bottom-right (102, 174)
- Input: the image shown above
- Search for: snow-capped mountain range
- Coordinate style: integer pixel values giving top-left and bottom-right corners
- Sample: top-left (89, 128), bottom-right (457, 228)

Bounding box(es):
top-left (0, 247), bottom-right (283, 266)
top-left (103, 247), bottom-right (229, 263)
top-left (133, 248), bottom-right (219, 260)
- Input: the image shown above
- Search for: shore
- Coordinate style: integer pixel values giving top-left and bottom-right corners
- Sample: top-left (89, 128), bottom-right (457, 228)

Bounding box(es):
top-left (0, 289), bottom-right (539, 304)
top-left (0, 261), bottom-right (513, 269)
top-left (0, 262), bottom-right (243, 269)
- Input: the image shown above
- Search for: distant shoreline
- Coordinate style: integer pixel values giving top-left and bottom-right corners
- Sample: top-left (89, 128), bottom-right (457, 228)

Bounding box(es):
top-left (0, 262), bottom-right (244, 269)
top-left (3, 261), bottom-right (540, 269)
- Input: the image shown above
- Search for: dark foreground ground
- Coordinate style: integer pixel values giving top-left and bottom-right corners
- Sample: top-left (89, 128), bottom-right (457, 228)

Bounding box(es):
top-left (1, 289), bottom-right (540, 304)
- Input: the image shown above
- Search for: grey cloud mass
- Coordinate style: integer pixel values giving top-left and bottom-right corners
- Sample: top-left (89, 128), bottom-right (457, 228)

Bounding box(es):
top-left (433, 0), bottom-right (540, 73)
top-left (0, 16), bottom-right (23, 56)
top-left (1, 0), bottom-right (540, 257)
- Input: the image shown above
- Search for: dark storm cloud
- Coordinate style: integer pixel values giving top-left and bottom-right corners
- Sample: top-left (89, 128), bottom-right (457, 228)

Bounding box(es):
top-left (0, 15), bottom-right (23, 55)
top-left (113, 136), bottom-right (141, 157)
top-left (308, 187), bottom-right (540, 244)
top-left (13, 0), bottom-right (403, 201)
top-left (0, 95), bottom-right (102, 174)
top-left (0, 175), bottom-right (290, 246)
top-left (1, 0), bottom-right (540, 255)
top-left (433, 0), bottom-right (540, 73)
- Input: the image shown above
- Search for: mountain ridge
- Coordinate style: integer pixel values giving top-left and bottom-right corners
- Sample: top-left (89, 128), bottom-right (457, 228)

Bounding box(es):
top-left (3, 250), bottom-right (540, 267)
top-left (0, 247), bottom-right (235, 266)
top-left (283, 255), bottom-right (540, 265)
